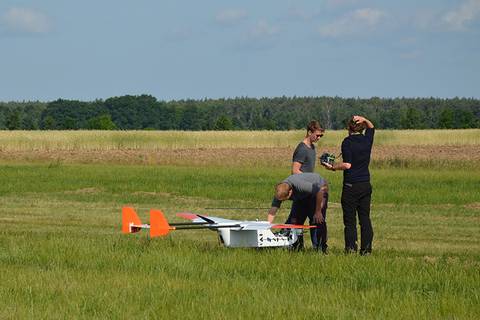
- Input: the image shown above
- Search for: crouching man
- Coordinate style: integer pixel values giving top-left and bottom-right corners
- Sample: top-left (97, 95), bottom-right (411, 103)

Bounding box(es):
top-left (267, 173), bottom-right (329, 253)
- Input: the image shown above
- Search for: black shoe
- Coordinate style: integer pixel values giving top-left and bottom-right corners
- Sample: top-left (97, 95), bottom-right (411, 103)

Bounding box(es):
top-left (344, 248), bottom-right (357, 255)
top-left (312, 245), bottom-right (328, 255)
top-left (289, 234), bottom-right (304, 251)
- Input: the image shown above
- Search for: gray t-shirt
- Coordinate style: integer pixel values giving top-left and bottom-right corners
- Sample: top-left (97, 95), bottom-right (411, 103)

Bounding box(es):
top-left (292, 142), bottom-right (316, 173)
top-left (271, 173), bottom-right (326, 208)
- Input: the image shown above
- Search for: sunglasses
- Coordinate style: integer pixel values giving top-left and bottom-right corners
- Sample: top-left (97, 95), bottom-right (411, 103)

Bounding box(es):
top-left (315, 134), bottom-right (324, 138)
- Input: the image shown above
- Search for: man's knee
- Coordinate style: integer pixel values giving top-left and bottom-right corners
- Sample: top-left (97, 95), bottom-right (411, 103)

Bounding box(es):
top-left (359, 218), bottom-right (372, 230)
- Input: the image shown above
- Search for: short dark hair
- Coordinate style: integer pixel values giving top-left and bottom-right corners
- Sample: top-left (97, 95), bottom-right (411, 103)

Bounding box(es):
top-left (307, 120), bottom-right (324, 133)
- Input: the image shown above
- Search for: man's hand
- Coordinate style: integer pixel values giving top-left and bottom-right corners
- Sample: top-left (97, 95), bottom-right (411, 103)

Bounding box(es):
top-left (267, 207), bottom-right (278, 223)
top-left (353, 115), bottom-right (366, 123)
top-left (353, 115), bottom-right (374, 128)
top-left (314, 183), bottom-right (327, 224)
top-left (313, 211), bottom-right (324, 224)
top-left (321, 162), bottom-right (335, 171)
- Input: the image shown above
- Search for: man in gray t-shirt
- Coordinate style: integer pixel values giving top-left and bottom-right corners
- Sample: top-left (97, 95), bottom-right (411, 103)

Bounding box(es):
top-left (292, 142), bottom-right (317, 173)
top-left (267, 173), bottom-right (329, 252)
top-left (291, 120), bottom-right (325, 174)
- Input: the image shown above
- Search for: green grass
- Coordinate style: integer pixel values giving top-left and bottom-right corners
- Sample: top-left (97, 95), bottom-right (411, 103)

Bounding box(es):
top-left (0, 163), bottom-right (479, 319)
top-left (1, 164), bottom-right (477, 205)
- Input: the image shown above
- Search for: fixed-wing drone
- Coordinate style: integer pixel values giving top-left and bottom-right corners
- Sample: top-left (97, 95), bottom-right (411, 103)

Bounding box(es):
top-left (122, 207), bottom-right (314, 248)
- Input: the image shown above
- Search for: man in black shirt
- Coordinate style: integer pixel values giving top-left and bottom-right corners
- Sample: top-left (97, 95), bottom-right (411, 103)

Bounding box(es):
top-left (322, 115), bottom-right (374, 255)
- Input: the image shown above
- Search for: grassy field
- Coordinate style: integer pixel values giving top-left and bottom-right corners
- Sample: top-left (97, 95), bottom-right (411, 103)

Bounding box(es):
top-left (0, 129), bottom-right (478, 151)
top-left (0, 130), bottom-right (479, 319)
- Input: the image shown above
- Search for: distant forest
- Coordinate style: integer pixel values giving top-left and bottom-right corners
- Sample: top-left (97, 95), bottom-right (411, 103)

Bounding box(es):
top-left (1, 95), bottom-right (479, 130)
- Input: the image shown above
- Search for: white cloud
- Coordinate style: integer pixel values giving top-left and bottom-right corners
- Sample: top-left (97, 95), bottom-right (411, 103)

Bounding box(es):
top-left (237, 20), bottom-right (280, 50)
top-left (248, 20), bottom-right (280, 39)
top-left (319, 8), bottom-right (385, 38)
top-left (354, 8), bottom-right (385, 26)
top-left (2, 7), bottom-right (51, 34)
top-left (443, 0), bottom-right (480, 30)
top-left (215, 9), bottom-right (247, 26)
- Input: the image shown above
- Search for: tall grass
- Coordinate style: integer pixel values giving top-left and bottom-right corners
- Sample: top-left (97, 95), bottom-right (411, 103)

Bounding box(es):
top-left (0, 163), bottom-right (479, 318)
top-left (0, 129), bottom-right (478, 151)
top-left (1, 126), bottom-right (479, 320)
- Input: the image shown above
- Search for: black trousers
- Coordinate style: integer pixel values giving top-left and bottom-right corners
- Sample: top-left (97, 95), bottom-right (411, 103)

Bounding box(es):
top-left (286, 193), bottom-right (328, 251)
top-left (341, 182), bottom-right (373, 254)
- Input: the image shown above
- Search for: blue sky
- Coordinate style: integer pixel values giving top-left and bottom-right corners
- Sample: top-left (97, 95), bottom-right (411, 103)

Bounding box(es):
top-left (0, 0), bottom-right (479, 101)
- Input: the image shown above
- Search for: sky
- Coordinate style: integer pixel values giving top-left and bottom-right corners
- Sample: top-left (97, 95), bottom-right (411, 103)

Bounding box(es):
top-left (0, 0), bottom-right (479, 101)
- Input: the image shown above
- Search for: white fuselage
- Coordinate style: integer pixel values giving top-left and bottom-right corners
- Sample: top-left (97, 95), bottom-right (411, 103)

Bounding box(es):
top-left (217, 224), bottom-right (302, 248)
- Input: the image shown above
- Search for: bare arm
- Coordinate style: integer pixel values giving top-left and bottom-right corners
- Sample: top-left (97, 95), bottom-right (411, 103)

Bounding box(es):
top-left (291, 162), bottom-right (303, 174)
top-left (353, 115), bottom-right (374, 129)
top-left (267, 207), bottom-right (279, 223)
top-left (313, 183), bottom-right (328, 224)
top-left (323, 162), bottom-right (351, 171)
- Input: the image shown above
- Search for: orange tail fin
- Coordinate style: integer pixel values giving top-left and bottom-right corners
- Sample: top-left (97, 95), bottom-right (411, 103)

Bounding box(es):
top-left (150, 209), bottom-right (173, 237)
top-left (122, 207), bottom-right (143, 234)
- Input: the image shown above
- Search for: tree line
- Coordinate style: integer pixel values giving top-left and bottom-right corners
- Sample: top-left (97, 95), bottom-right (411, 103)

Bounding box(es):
top-left (0, 95), bottom-right (479, 130)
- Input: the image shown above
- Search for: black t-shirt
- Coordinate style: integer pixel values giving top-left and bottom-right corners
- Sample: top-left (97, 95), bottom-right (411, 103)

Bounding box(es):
top-left (292, 142), bottom-right (316, 173)
top-left (341, 128), bottom-right (375, 183)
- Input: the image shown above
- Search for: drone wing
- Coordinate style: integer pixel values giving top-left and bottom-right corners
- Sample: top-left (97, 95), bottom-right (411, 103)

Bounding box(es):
top-left (177, 213), bottom-right (314, 229)
top-left (177, 212), bottom-right (240, 224)
top-left (271, 224), bottom-right (316, 229)
top-left (237, 221), bottom-right (317, 230)
top-left (178, 213), bottom-right (317, 230)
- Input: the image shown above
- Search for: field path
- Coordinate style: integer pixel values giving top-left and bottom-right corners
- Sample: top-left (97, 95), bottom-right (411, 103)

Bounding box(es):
top-left (1, 145), bottom-right (479, 166)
